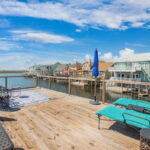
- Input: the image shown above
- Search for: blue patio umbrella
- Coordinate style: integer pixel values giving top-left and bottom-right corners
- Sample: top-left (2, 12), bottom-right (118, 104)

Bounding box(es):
top-left (90, 48), bottom-right (100, 105)
top-left (92, 49), bottom-right (99, 77)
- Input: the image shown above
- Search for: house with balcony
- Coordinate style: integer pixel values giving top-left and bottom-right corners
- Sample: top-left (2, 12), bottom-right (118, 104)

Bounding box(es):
top-left (108, 53), bottom-right (150, 82)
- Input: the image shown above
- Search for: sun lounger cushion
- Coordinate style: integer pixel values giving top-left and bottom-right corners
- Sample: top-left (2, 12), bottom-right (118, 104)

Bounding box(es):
top-left (113, 98), bottom-right (150, 111)
top-left (96, 106), bottom-right (150, 128)
top-left (127, 104), bottom-right (144, 113)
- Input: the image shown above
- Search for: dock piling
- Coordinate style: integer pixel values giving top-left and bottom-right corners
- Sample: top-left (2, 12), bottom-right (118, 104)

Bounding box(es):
top-left (36, 77), bottom-right (38, 87)
top-left (102, 80), bottom-right (106, 104)
top-left (48, 78), bottom-right (51, 89)
top-left (68, 79), bottom-right (71, 94)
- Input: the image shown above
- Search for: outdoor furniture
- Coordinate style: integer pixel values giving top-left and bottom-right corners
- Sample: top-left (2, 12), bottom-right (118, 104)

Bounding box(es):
top-left (113, 98), bottom-right (150, 112)
top-left (0, 86), bottom-right (11, 107)
top-left (140, 128), bottom-right (150, 150)
top-left (0, 123), bottom-right (14, 150)
top-left (96, 106), bottom-right (150, 129)
top-left (10, 87), bottom-right (21, 98)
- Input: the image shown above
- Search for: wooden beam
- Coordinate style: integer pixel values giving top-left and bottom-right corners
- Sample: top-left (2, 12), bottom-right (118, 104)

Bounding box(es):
top-left (104, 79), bottom-right (150, 86)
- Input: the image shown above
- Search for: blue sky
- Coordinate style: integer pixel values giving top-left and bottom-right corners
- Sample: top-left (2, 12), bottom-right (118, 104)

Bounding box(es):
top-left (0, 0), bottom-right (150, 70)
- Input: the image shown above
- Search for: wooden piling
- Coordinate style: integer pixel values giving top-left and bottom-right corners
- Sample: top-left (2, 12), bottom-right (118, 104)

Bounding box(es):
top-left (48, 78), bottom-right (51, 89)
top-left (68, 79), bottom-right (71, 94)
top-left (36, 77), bottom-right (38, 87)
top-left (102, 80), bottom-right (106, 104)
top-left (121, 83), bottom-right (123, 97)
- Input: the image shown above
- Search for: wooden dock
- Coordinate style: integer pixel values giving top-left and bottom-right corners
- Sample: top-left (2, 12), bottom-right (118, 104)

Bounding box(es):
top-left (0, 88), bottom-right (139, 150)
top-left (106, 86), bottom-right (131, 94)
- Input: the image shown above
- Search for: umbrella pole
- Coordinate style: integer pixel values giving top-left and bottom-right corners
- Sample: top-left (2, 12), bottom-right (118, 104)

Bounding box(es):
top-left (89, 77), bottom-right (100, 105)
top-left (94, 77), bottom-right (97, 102)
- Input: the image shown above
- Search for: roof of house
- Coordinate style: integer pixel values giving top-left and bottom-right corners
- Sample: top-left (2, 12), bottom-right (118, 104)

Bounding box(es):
top-left (99, 61), bottom-right (113, 72)
top-left (115, 53), bottom-right (150, 63)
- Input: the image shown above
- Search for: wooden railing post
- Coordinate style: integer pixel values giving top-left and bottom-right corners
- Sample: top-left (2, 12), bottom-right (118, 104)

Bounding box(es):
top-left (36, 77), bottom-right (38, 87)
top-left (48, 78), bottom-right (51, 89)
top-left (102, 80), bottom-right (106, 104)
top-left (5, 77), bottom-right (8, 89)
top-left (68, 79), bottom-right (71, 94)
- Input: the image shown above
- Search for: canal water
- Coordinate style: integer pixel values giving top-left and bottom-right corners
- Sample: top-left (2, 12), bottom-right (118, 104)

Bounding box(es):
top-left (0, 73), bottom-right (149, 103)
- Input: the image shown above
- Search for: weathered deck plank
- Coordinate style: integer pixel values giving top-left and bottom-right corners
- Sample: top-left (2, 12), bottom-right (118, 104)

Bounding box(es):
top-left (0, 88), bottom-right (139, 150)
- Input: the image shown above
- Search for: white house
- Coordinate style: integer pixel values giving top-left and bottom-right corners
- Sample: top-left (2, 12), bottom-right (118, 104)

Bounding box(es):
top-left (108, 53), bottom-right (150, 82)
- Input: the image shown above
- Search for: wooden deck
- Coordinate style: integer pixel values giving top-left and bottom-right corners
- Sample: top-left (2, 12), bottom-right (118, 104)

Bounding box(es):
top-left (0, 88), bottom-right (139, 150)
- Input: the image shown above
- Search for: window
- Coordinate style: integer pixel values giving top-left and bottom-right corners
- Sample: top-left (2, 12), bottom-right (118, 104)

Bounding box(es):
top-left (121, 74), bottom-right (124, 78)
top-left (112, 72), bottom-right (114, 77)
top-left (136, 74), bottom-right (139, 78)
top-left (133, 74), bottom-right (140, 78)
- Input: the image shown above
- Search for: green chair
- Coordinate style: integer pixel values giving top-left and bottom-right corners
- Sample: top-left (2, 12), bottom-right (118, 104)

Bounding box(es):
top-left (113, 98), bottom-right (150, 111)
top-left (96, 106), bottom-right (150, 129)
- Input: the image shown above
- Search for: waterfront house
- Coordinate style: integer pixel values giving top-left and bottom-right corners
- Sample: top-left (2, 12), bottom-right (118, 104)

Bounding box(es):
top-left (99, 61), bottom-right (113, 79)
top-left (82, 61), bottom-right (92, 77)
top-left (28, 62), bottom-right (68, 76)
top-left (28, 65), bottom-right (53, 76)
top-left (67, 62), bottom-right (82, 76)
top-left (108, 53), bottom-right (150, 82)
top-left (53, 64), bottom-right (69, 76)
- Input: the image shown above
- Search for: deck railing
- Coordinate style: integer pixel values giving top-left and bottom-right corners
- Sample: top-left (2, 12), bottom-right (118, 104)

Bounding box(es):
top-left (0, 75), bottom-right (150, 104)
top-left (0, 75), bottom-right (37, 89)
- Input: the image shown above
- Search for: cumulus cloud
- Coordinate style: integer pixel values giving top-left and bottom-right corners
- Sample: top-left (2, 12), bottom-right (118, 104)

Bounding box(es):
top-left (0, 0), bottom-right (150, 29)
top-left (119, 48), bottom-right (135, 57)
top-left (99, 48), bottom-right (135, 62)
top-left (85, 54), bottom-right (92, 62)
top-left (10, 30), bottom-right (74, 43)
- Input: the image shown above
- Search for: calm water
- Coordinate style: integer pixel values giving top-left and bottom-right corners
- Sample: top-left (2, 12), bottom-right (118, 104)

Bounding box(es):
top-left (0, 73), bottom-right (149, 103)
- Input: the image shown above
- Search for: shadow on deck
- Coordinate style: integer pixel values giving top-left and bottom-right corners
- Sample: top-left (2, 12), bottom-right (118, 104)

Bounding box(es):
top-left (109, 122), bottom-right (140, 140)
top-left (0, 116), bottom-right (16, 122)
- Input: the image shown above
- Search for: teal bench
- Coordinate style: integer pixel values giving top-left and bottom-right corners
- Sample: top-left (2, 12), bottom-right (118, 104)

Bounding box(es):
top-left (96, 106), bottom-right (150, 129)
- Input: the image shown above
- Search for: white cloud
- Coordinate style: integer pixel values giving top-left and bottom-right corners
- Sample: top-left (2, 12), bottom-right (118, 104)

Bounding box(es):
top-left (75, 29), bottom-right (82, 32)
top-left (85, 54), bottom-right (92, 61)
top-left (0, 41), bottom-right (22, 50)
top-left (100, 52), bottom-right (118, 61)
top-left (119, 48), bottom-right (135, 57)
top-left (131, 22), bottom-right (145, 27)
top-left (99, 48), bottom-right (135, 62)
top-left (0, 0), bottom-right (150, 29)
top-left (10, 30), bottom-right (74, 43)
top-left (102, 52), bottom-right (113, 60)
